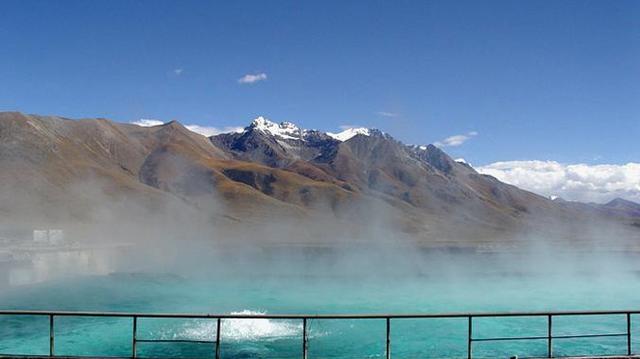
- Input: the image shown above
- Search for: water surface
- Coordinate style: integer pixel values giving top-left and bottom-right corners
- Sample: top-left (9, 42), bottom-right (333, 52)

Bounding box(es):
top-left (1, 246), bottom-right (639, 358)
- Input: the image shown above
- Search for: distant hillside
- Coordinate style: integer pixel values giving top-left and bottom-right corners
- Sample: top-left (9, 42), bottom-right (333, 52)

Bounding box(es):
top-left (1, 112), bottom-right (638, 246)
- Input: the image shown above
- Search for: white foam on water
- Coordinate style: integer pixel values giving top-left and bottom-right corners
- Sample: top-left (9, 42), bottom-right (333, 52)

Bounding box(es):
top-left (162, 310), bottom-right (303, 342)
top-left (222, 310), bottom-right (302, 341)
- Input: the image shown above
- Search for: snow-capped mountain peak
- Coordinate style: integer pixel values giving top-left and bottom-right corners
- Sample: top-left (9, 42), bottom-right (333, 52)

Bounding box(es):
top-left (243, 117), bottom-right (377, 142)
top-left (327, 127), bottom-right (371, 142)
top-left (249, 116), bottom-right (306, 140)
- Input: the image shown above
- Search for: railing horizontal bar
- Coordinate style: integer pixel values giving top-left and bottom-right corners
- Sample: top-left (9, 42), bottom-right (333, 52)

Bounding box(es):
top-left (0, 309), bottom-right (636, 319)
top-left (471, 335), bottom-right (548, 342)
top-left (0, 356), bottom-right (132, 359)
top-left (472, 333), bottom-right (628, 342)
top-left (552, 333), bottom-right (627, 339)
top-left (135, 339), bottom-right (216, 344)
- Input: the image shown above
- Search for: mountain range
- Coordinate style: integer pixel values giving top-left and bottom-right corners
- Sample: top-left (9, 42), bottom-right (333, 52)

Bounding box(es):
top-left (0, 112), bottom-right (638, 247)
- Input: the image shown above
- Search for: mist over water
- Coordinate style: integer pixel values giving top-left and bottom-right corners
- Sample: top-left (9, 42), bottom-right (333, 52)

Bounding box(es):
top-left (2, 250), bottom-right (640, 358)
top-left (2, 181), bottom-right (640, 358)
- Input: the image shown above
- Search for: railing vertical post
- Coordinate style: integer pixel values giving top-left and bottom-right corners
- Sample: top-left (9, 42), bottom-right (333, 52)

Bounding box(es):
top-left (547, 314), bottom-right (552, 358)
top-left (215, 318), bottom-right (221, 359)
top-left (132, 316), bottom-right (137, 358)
top-left (302, 318), bottom-right (308, 359)
top-left (386, 317), bottom-right (391, 359)
top-left (627, 312), bottom-right (632, 356)
top-left (467, 316), bottom-right (472, 359)
top-left (49, 314), bottom-right (55, 357)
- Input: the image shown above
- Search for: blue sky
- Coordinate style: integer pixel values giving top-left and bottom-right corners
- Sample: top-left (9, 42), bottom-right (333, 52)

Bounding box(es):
top-left (1, 0), bottom-right (638, 171)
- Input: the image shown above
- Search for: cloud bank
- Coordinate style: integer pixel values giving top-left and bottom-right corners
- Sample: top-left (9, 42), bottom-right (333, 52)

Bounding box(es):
top-left (476, 160), bottom-right (640, 204)
top-left (185, 124), bottom-right (244, 137)
top-left (238, 73), bottom-right (267, 84)
top-left (131, 119), bottom-right (163, 127)
top-left (131, 119), bottom-right (243, 137)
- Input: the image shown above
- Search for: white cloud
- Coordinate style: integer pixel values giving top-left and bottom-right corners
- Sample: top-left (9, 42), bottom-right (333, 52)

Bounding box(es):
top-left (238, 72), bottom-right (267, 84)
top-left (174, 68), bottom-right (184, 76)
top-left (131, 119), bottom-right (244, 137)
top-left (131, 119), bottom-right (164, 127)
top-left (476, 160), bottom-right (640, 204)
top-left (185, 125), bottom-right (244, 137)
top-left (434, 131), bottom-right (478, 147)
top-left (376, 111), bottom-right (399, 118)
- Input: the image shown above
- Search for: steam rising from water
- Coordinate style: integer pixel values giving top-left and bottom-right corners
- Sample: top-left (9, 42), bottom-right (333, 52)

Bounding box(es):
top-left (1, 166), bottom-right (639, 306)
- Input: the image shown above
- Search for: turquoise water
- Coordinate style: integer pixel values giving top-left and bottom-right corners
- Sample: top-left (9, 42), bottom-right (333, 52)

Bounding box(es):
top-left (1, 248), bottom-right (640, 358)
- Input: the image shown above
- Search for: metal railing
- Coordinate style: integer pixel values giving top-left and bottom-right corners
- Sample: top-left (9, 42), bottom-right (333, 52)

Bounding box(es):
top-left (0, 309), bottom-right (637, 358)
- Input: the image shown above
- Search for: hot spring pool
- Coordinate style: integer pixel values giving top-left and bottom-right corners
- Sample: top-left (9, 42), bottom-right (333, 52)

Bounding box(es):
top-left (2, 268), bottom-right (640, 358)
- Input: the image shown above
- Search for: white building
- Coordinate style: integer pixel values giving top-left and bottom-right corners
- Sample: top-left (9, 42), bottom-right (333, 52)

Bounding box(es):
top-left (33, 229), bottom-right (65, 244)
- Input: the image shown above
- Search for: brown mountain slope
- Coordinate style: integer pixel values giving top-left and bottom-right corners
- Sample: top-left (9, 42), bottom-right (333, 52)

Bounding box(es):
top-left (0, 112), bottom-right (638, 246)
top-left (0, 113), bottom-right (357, 231)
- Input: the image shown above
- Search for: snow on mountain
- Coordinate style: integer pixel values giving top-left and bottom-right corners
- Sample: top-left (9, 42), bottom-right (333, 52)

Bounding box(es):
top-left (245, 117), bottom-right (373, 143)
top-left (327, 127), bottom-right (370, 142)
top-left (248, 116), bottom-right (306, 140)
